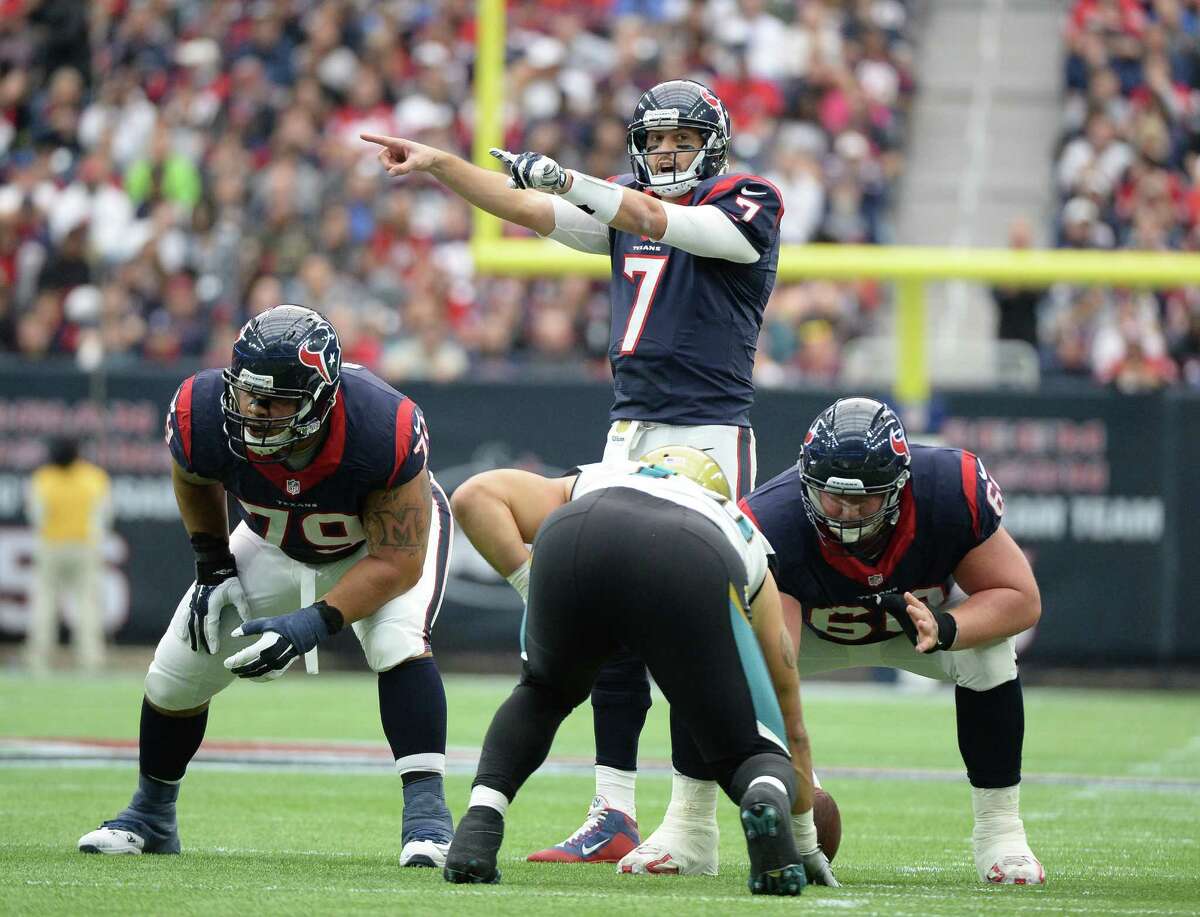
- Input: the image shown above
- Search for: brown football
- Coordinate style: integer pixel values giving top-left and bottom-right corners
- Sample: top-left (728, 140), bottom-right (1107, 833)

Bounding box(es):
top-left (814, 787), bottom-right (842, 861)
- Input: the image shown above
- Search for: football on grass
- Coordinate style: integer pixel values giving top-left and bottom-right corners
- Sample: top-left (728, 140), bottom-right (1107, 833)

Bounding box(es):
top-left (814, 787), bottom-right (842, 861)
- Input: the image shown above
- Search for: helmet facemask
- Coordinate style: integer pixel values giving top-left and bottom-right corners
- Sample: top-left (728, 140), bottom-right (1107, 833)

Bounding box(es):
top-left (800, 470), bottom-right (909, 556)
top-left (627, 120), bottom-right (728, 198)
top-left (221, 370), bottom-right (337, 464)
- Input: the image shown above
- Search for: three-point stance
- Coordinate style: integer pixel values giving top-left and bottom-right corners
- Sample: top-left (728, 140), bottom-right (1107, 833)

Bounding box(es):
top-left (364, 78), bottom-right (783, 865)
top-left (78, 305), bottom-right (456, 868)
top-left (736, 397), bottom-right (1046, 885)
top-left (446, 447), bottom-right (837, 894)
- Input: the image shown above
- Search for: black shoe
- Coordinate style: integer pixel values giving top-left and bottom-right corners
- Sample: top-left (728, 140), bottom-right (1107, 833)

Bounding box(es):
top-left (740, 784), bottom-right (806, 896)
top-left (443, 806), bottom-right (504, 884)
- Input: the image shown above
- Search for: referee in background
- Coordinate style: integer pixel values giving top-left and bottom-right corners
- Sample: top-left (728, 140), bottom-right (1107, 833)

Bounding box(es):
top-left (25, 437), bottom-right (112, 674)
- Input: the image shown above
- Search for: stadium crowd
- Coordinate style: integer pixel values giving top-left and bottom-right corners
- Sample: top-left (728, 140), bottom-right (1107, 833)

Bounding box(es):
top-left (0, 0), bottom-right (914, 386)
top-left (1028, 0), bottom-right (1200, 391)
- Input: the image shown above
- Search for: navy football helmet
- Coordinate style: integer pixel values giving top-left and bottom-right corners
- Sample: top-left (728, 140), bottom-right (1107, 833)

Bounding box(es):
top-left (222, 305), bottom-right (342, 463)
top-left (799, 397), bottom-right (912, 554)
top-left (627, 79), bottom-right (731, 197)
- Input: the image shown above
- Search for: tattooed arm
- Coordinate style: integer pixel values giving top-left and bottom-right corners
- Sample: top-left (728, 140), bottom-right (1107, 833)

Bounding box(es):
top-left (321, 467), bottom-right (432, 624)
top-left (751, 571), bottom-right (815, 816)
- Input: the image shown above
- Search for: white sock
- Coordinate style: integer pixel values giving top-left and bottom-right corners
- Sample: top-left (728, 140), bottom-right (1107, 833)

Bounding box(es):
top-left (663, 771), bottom-right (719, 822)
top-left (972, 784), bottom-right (1025, 842)
top-left (469, 785), bottom-right (509, 817)
top-left (595, 765), bottom-right (636, 819)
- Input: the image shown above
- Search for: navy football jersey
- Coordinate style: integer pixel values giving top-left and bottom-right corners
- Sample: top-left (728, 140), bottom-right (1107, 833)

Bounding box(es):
top-left (606, 172), bottom-right (783, 427)
top-left (740, 445), bottom-right (1004, 646)
top-left (165, 365), bottom-right (428, 564)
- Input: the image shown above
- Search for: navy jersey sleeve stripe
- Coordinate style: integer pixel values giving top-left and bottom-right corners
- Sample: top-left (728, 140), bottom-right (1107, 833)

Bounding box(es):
top-left (167, 375), bottom-right (196, 469)
top-left (960, 451), bottom-right (981, 540)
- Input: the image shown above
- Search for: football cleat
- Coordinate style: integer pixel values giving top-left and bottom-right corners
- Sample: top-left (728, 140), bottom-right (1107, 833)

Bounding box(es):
top-left (617, 816), bottom-right (719, 876)
top-left (400, 838), bottom-right (451, 868)
top-left (974, 835), bottom-right (1046, 885)
top-left (527, 796), bottom-right (639, 863)
top-left (740, 784), bottom-right (806, 896)
top-left (444, 806), bottom-right (504, 885)
top-left (78, 818), bottom-right (180, 856)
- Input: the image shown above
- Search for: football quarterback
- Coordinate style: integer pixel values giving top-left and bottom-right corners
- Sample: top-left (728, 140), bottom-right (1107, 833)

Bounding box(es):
top-left (364, 78), bottom-right (785, 866)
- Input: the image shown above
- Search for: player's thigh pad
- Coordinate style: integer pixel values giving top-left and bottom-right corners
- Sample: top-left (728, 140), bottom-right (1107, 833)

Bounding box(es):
top-left (144, 524), bottom-right (306, 711)
top-left (145, 604), bottom-right (262, 710)
top-left (797, 630), bottom-right (953, 681)
top-left (347, 489), bottom-right (451, 672)
top-left (935, 636), bottom-right (1019, 692)
top-left (796, 629), bottom-right (1017, 691)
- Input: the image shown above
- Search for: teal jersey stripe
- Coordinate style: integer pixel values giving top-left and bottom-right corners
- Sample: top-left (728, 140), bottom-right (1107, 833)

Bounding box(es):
top-left (728, 591), bottom-right (788, 752)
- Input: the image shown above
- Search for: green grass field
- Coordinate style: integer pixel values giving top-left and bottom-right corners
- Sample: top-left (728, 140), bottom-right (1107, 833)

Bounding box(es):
top-left (1, 668), bottom-right (1198, 915)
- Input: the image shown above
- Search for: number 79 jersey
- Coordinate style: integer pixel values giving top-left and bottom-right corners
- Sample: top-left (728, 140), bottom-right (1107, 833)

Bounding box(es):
top-left (740, 445), bottom-right (1006, 646)
top-left (607, 172), bottom-right (783, 428)
top-left (165, 365), bottom-right (429, 564)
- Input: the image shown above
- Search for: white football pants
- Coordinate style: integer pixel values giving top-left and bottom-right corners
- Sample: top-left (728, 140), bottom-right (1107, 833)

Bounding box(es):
top-left (145, 480), bottom-right (452, 711)
top-left (601, 420), bottom-right (758, 499)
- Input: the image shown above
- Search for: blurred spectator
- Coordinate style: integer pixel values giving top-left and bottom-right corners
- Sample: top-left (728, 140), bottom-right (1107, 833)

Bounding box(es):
top-left (1, 0), bottom-right (919, 387)
top-left (991, 216), bottom-right (1043, 349)
top-left (24, 437), bottom-right (112, 675)
top-left (1050, 0), bottom-right (1200, 389)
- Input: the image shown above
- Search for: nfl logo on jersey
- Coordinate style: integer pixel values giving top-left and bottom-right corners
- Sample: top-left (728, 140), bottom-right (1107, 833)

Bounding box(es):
top-left (286, 479), bottom-right (301, 496)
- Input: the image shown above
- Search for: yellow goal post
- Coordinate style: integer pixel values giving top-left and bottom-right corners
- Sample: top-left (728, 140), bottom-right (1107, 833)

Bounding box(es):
top-left (467, 0), bottom-right (1200, 407)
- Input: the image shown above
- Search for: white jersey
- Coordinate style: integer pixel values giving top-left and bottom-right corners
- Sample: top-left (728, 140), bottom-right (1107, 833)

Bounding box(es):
top-left (570, 461), bottom-right (772, 595)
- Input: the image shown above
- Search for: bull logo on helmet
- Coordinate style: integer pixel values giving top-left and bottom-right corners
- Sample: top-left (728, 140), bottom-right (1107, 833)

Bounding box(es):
top-left (889, 427), bottom-right (910, 459)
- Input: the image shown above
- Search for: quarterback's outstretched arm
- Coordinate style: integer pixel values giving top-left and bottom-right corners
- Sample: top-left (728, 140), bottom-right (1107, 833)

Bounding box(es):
top-left (323, 466), bottom-right (433, 625)
top-left (361, 133), bottom-right (557, 235)
top-left (360, 134), bottom-right (758, 262)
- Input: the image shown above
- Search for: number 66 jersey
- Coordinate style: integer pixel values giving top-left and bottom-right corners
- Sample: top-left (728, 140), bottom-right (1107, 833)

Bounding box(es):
top-left (740, 444), bottom-right (1005, 647)
top-left (166, 365), bottom-right (429, 564)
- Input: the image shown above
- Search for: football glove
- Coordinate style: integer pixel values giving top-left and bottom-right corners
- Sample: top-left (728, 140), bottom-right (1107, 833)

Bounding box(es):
top-left (223, 601), bottom-right (344, 682)
top-left (489, 148), bottom-right (568, 193)
top-left (170, 534), bottom-right (249, 655)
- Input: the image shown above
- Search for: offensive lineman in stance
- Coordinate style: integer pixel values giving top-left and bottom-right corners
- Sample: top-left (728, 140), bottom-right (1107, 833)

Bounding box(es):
top-left (445, 447), bottom-right (836, 893)
top-left (363, 78), bottom-right (783, 868)
top-left (740, 397), bottom-right (1045, 885)
top-left (78, 305), bottom-right (457, 868)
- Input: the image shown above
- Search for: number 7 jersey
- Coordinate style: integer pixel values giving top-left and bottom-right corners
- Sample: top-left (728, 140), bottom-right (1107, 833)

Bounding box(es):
top-left (607, 172), bottom-right (783, 427)
top-left (165, 365), bottom-right (430, 564)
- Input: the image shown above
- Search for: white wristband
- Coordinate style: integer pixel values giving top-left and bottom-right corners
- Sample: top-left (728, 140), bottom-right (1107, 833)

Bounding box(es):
top-left (561, 171), bottom-right (624, 224)
top-left (505, 559), bottom-right (531, 603)
top-left (791, 809), bottom-right (818, 855)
